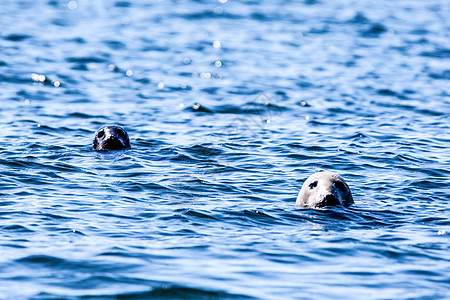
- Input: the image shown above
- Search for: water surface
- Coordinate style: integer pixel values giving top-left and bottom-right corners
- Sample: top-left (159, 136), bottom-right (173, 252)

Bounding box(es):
top-left (0, 0), bottom-right (449, 299)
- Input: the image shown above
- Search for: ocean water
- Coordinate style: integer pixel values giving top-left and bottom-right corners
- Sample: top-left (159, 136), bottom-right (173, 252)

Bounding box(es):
top-left (0, 0), bottom-right (449, 299)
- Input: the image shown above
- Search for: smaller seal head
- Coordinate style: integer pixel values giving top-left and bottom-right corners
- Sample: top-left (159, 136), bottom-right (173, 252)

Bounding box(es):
top-left (93, 125), bottom-right (131, 150)
top-left (296, 172), bottom-right (353, 208)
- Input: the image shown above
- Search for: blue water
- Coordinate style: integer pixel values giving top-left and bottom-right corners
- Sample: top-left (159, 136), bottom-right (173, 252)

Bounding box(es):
top-left (1, 0), bottom-right (449, 299)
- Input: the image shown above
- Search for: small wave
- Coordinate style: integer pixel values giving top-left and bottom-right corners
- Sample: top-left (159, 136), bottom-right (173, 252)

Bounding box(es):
top-left (420, 48), bottom-right (450, 59)
top-left (95, 285), bottom-right (255, 299)
top-left (4, 34), bottom-right (31, 41)
top-left (115, 1), bottom-right (132, 8)
top-left (184, 103), bottom-right (214, 113)
top-left (360, 23), bottom-right (388, 38)
top-left (429, 70), bottom-right (450, 80)
top-left (184, 102), bottom-right (287, 116)
top-left (66, 57), bottom-right (109, 64)
top-left (348, 12), bottom-right (370, 24)
top-left (181, 11), bottom-right (243, 20)
top-left (1, 224), bottom-right (34, 233)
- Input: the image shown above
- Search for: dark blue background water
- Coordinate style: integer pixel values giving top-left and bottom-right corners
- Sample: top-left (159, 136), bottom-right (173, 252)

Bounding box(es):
top-left (1, 0), bottom-right (449, 299)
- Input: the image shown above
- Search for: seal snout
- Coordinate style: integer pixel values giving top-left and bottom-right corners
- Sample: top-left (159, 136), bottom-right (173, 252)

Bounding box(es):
top-left (321, 194), bottom-right (340, 207)
top-left (104, 134), bottom-right (125, 148)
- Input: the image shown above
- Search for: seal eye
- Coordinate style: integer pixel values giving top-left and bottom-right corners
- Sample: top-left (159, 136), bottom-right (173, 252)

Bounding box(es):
top-left (97, 130), bottom-right (105, 139)
top-left (335, 181), bottom-right (346, 192)
top-left (116, 129), bottom-right (126, 139)
top-left (309, 181), bottom-right (318, 189)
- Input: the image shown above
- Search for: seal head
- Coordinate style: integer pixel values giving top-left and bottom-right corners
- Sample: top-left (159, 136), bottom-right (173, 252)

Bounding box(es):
top-left (93, 125), bottom-right (131, 150)
top-left (296, 172), bottom-right (353, 208)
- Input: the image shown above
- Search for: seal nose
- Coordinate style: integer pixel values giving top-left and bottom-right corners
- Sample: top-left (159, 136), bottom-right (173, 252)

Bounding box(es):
top-left (103, 134), bottom-right (124, 149)
top-left (323, 194), bottom-right (340, 206)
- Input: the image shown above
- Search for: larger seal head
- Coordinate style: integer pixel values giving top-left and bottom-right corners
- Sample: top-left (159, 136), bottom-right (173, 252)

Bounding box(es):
top-left (296, 172), bottom-right (353, 208)
top-left (93, 125), bottom-right (131, 151)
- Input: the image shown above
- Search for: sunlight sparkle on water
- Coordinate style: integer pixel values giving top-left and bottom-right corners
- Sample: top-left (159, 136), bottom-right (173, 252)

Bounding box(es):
top-left (200, 72), bottom-right (212, 79)
top-left (31, 73), bottom-right (46, 82)
top-left (68, 1), bottom-right (77, 10)
top-left (183, 57), bottom-right (191, 64)
top-left (108, 64), bottom-right (117, 71)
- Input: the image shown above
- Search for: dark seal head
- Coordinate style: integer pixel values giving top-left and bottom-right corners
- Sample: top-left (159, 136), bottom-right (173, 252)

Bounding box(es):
top-left (93, 125), bottom-right (131, 150)
top-left (296, 172), bottom-right (353, 208)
